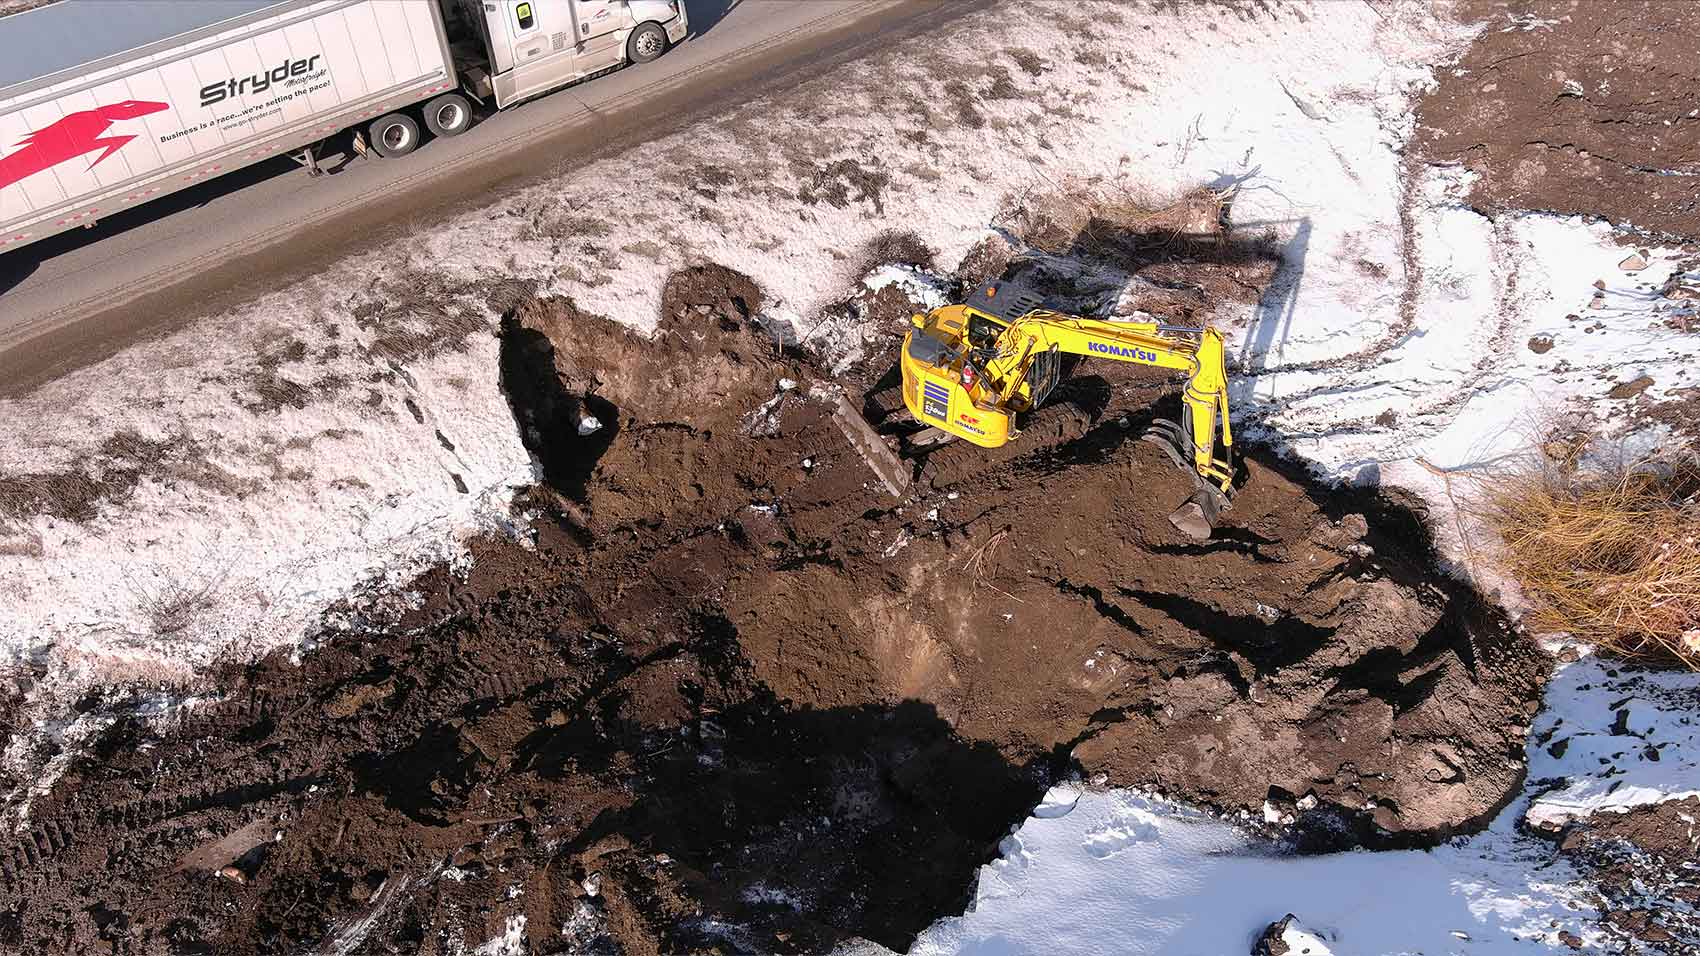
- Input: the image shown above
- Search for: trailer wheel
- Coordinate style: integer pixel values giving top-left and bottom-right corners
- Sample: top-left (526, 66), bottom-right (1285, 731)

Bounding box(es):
top-left (627, 22), bottom-right (668, 63)
top-left (368, 113), bottom-right (420, 158)
top-left (423, 93), bottom-right (473, 138)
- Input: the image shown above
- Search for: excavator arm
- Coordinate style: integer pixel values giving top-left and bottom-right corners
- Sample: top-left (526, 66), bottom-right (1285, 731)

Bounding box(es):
top-left (983, 311), bottom-right (1235, 493)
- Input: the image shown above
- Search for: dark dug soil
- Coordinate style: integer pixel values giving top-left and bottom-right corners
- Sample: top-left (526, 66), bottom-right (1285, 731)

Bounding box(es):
top-left (1416, 0), bottom-right (1700, 241)
top-left (0, 266), bottom-right (1548, 954)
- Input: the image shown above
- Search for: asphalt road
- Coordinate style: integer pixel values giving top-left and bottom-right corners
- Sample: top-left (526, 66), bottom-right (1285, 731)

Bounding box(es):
top-left (0, 0), bottom-right (960, 396)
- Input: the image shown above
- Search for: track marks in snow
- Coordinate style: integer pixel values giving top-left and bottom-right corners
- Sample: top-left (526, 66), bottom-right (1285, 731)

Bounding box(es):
top-left (1083, 814), bottom-right (1159, 859)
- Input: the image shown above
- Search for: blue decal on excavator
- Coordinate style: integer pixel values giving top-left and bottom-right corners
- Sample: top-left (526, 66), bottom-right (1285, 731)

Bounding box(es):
top-left (921, 380), bottom-right (950, 420)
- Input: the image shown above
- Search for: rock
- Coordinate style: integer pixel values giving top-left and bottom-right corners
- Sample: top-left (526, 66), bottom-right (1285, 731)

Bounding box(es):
top-left (1588, 291), bottom-right (1606, 309)
top-left (1664, 278), bottom-right (1700, 300)
top-left (1253, 915), bottom-right (1296, 956)
top-left (1338, 513), bottom-right (1369, 540)
top-left (1559, 930), bottom-right (1583, 949)
top-left (1618, 252), bottom-right (1648, 272)
top-left (1523, 800), bottom-right (1569, 835)
top-left (1528, 335), bottom-right (1554, 354)
top-left (1253, 914), bottom-right (1333, 956)
top-left (1607, 375), bottom-right (1654, 399)
top-left (1167, 499), bottom-right (1213, 541)
top-left (1593, 278), bottom-right (1607, 290)
top-left (1306, 513), bottom-right (1369, 553)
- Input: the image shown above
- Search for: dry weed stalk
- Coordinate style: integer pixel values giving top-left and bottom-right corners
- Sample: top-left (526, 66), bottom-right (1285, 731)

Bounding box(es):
top-left (1483, 459), bottom-right (1700, 667)
top-left (962, 528), bottom-right (1023, 603)
top-left (124, 566), bottom-right (228, 637)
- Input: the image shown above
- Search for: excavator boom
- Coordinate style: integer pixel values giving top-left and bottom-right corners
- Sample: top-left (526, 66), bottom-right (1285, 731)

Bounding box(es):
top-left (893, 282), bottom-right (1238, 537)
top-left (982, 310), bottom-right (1234, 491)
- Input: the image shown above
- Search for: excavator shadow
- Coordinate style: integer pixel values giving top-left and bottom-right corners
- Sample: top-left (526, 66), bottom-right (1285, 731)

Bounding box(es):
top-left (1012, 195), bottom-right (1286, 329)
top-left (1041, 389), bottom-right (1253, 495)
top-left (1069, 217), bottom-right (1284, 270)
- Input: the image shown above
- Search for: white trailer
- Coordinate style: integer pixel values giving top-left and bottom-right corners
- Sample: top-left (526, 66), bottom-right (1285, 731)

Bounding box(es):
top-left (0, 0), bottom-right (687, 254)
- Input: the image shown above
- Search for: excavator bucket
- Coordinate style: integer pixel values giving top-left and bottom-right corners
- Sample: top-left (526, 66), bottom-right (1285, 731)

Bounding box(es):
top-left (830, 393), bottom-right (910, 497)
top-left (1166, 486), bottom-right (1225, 541)
top-left (1141, 415), bottom-right (1230, 540)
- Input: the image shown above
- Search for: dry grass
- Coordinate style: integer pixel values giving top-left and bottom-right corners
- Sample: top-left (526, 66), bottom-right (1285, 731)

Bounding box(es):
top-left (1484, 459), bottom-right (1700, 667)
top-left (960, 527), bottom-right (1023, 604)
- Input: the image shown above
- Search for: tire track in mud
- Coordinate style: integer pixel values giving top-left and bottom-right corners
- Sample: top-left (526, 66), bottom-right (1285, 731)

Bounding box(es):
top-left (1243, 157), bottom-right (1547, 465)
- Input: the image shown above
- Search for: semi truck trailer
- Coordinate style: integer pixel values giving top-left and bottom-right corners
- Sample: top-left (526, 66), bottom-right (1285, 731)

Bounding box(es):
top-left (0, 0), bottom-right (687, 254)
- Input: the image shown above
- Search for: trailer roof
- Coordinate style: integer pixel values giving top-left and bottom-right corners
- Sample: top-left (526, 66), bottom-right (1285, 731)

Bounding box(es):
top-left (0, 0), bottom-right (291, 94)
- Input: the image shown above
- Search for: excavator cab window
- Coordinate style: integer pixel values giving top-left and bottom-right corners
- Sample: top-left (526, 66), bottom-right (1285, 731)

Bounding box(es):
top-left (967, 312), bottom-right (1006, 350)
top-left (1028, 344), bottom-right (1062, 408)
top-left (906, 328), bottom-right (959, 369)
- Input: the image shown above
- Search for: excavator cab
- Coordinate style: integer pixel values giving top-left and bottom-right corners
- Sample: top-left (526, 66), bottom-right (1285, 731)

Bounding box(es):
top-left (900, 305), bottom-right (1021, 447)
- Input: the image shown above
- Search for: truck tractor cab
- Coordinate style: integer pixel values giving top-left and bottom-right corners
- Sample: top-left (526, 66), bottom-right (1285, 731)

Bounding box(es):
top-left (449, 0), bottom-right (687, 108)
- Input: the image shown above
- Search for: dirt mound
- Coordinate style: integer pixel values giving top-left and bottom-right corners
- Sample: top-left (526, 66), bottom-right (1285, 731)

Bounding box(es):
top-left (0, 267), bottom-right (1547, 953)
top-left (493, 276), bottom-right (1548, 850)
top-left (1559, 796), bottom-right (1700, 953)
top-left (1417, 0), bottom-right (1700, 240)
top-left (730, 430), bottom-right (1544, 843)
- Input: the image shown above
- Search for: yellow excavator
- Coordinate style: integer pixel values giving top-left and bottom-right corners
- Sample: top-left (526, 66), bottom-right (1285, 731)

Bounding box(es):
top-left (887, 282), bottom-right (1237, 537)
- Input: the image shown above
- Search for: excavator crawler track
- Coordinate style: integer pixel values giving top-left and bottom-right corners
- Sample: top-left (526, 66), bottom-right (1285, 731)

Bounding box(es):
top-left (917, 401), bottom-right (1092, 489)
top-left (860, 385), bottom-right (908, 426)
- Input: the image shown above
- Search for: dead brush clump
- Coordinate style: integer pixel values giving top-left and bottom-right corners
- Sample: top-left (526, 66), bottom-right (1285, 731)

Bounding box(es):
top-left (854, 228), bottom-right (937, 279)
top-left (1485, 459), bottom-right (1700, 667)
top-left (1002, 183), bottom-right (1235, 255)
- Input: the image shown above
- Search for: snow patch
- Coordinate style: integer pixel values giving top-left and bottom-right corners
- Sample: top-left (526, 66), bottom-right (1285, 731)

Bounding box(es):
top-left (470, 915), bottom-right (527, 956)
top-left (878, 652), bottom-right (1700, 956)
top-left (1522, 652), bottom-right (1700, 829)
top-left (862, 263), bottom-right (952, 311)
top-left (1280, 918), bottom-right (1336, 956)
top-left (897, 784), bottom-right (1604, 956)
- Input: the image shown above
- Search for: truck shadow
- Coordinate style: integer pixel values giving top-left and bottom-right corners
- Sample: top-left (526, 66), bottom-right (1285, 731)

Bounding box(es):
top-left (0, 155), bottom-right (300, 298)
top-left (683, 0), bottom-right (743, 37)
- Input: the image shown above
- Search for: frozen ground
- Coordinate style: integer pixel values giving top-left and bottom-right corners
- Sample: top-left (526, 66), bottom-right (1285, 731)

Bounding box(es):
top-left (0, 4), bottom-right (1466, 751)
top-left (0, 0), bottom-right (1430, 806)
top-left (2, 0), bottom-right (1698, 947)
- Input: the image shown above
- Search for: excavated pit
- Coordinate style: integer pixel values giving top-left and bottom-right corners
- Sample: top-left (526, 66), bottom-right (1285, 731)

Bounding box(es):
top-left (0, 263), bottom-right (1548, 955)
